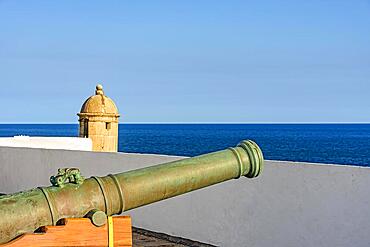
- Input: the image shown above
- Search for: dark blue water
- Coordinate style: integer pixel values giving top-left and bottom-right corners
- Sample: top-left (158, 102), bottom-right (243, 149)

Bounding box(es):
top-left (0, 124), bottom-right (369, 166)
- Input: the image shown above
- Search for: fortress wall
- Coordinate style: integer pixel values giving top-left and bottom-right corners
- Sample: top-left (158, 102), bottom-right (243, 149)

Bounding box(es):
top-left (1, 146), bottom-right (370, 247)
top-left (0, 137), bottom-right (92, 151)
top-left (0, 146), bottom-right (181, 193)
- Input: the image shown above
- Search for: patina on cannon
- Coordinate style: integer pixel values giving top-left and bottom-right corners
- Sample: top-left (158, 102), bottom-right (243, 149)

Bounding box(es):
top-left (0, 140), bottom-right (263, 244)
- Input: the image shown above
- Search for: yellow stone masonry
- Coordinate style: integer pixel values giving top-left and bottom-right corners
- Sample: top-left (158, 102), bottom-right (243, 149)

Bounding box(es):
top-left (77, 84), bottom-right (120, 152)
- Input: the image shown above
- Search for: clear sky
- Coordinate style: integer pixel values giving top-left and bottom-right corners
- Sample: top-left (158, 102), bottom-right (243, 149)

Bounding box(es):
top-left (0, 1), bottom-right (369, 123)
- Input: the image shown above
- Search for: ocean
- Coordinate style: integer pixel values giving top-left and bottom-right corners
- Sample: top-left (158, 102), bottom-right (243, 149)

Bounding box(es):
top-left (0, 124), bottom-right (369, 166)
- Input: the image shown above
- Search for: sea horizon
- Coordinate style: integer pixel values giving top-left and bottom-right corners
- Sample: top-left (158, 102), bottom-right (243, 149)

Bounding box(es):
top-left (0, 123), bottom-right (369, 167)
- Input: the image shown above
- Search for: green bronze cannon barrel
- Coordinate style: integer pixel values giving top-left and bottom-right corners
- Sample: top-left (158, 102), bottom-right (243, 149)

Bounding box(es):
top-left (0, 140), bottom-right (263, 244)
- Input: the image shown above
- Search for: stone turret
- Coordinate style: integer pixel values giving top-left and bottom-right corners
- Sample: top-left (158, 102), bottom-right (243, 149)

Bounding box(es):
top-left (78, 84), bottom-right (120, 152)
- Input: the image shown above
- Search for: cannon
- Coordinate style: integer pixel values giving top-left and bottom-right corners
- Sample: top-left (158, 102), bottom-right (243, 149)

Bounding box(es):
top-left (0, 140), bottom-right (263, 244)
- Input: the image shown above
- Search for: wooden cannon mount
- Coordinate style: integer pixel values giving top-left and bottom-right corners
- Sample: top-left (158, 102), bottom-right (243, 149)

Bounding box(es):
top-left (1, 215), bottom-right (132, 247)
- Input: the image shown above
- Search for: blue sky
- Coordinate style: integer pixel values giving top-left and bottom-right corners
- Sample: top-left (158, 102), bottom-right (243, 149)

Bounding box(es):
top-left (0, 1), bottom-right (369, 123)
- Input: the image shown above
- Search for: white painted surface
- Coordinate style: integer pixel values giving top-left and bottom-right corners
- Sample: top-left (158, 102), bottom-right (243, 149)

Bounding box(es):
top-left (0, 136), bottom-right (92, 151)
top-left (0, 147), bottom-right (370, 247)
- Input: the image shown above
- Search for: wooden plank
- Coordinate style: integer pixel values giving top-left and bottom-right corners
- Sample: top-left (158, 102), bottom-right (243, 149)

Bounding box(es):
top-left (2, 216), bottom-right (132, 247)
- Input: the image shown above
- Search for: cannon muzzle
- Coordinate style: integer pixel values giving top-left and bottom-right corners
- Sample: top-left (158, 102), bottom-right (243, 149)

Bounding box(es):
top-left (0, 140), bottom-right (263, 244)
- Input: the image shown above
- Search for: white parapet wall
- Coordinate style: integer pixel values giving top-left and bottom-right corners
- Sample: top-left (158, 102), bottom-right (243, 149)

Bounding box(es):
top-left (0, 146), bottom-right (369, 247)
top-left (0, 136), bottom-right (92, 151)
